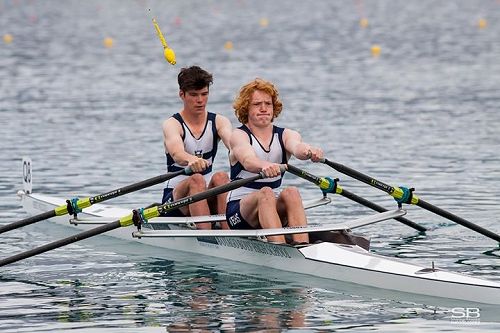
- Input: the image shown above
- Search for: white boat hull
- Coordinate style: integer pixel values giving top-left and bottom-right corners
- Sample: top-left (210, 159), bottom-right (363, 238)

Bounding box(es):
top-left (19, 191), bottom-right (500, 305)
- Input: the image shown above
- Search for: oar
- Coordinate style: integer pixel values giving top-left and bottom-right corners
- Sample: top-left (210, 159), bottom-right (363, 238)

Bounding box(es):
top-left (286, 164), bottom-right (426, 232)
top-left (0, 172), bottom-right (269, 267)
top-left (0, 168), bottom-right (191, 235)
top-left (321, 158), bottom-right (500, 243)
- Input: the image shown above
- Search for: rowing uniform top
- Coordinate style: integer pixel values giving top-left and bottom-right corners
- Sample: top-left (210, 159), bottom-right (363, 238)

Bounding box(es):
top-left (164, 112), bottom-right (219, 188)
top-left (227, 124), bottom-right (288, 202)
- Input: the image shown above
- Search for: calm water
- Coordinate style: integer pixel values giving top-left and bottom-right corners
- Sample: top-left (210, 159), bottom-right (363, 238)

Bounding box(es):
top-left (1, 0), bottom-right (500, 331)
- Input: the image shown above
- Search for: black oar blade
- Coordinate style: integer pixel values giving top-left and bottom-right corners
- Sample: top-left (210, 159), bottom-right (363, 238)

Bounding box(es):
top-left (0, 221), bottom-right (122, 267)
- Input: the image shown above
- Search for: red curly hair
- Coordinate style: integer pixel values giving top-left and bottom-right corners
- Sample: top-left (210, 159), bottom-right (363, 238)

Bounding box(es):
top-left (233, 78), bottom-right (283, 124)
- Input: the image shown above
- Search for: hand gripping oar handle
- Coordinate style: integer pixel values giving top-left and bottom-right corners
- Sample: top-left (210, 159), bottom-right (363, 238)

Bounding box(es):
top-left (286, 164), bottom-right (426, 232)
top-left (0, 170), bottom-right (273, 267)
top-left (134, 167), bottom-right (285, 222)
top-left (321, 158), bottom-right (500, 243)
top-left (0, 168), bottom-right (191, 235)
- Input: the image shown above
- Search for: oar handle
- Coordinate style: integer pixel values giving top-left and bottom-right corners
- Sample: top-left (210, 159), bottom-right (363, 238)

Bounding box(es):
top-left (128, 167), bottom-right (285, 226)
top-left (156, 170), bottom-right (270, 217)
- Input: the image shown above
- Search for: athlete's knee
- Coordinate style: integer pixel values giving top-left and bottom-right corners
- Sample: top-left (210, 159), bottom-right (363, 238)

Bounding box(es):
top-left (258, 187), bottom-right (276, 204)
top-left (281, 187), bottom-right (303, 205)
top-left (188, 174), bottom-right (207, 191)
top-left (211, 172), bottom-right (229, 186)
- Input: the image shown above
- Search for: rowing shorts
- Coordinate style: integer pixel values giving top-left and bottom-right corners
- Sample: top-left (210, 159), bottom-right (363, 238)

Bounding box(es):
top-left (160, 188), bottom-right (186, 217)
top-left (226, 200), bottom-right (252, 229)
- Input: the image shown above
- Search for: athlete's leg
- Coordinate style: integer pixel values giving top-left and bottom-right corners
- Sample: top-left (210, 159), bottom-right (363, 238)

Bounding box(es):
top-left (207, 171), bottom-right (230, 229)
top-left (239, 187), bottom-right (285, 243)
top-left (173, 174), bottom-right (211, 229)
top-left (277, 187), bottom-right (309, 243)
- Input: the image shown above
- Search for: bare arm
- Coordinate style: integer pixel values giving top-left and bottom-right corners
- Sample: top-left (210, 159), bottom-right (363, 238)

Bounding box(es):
top-left (215, 114), bottom-right (233, 150)
top-left (230, 129), bottom-right (282, 178)
top-left (283, 129), bottom-right (324, 162)
top-left (162, 118), bottom-right (208, 172)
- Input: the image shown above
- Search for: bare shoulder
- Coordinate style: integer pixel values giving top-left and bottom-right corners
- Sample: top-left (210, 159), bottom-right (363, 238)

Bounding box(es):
top-left (283, 128), bottom-right (302, 141)
top-left (162, 117), bottom-right (183, 136)
top-left (163, 116), bottom-right (181, 129)
top-left (232, 126), bottom-right (248, 137)
top-left (230, 127), bottom-right (250, 145)
top-left (215, 114), bottom-right (232, 127)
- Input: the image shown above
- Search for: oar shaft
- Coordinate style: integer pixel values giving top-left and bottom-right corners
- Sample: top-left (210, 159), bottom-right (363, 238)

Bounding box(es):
top-left (0, 168), bottom-right (188, 235)
top-left (417, 199), bottom-right (500, 243)
top-left (0, 172), bottom-right (266, 267)
top-left (322, 159), bottom-right (395, 195)
top-left (158, 174), bottom-right (263, 215)
top-left (322, 158), bottom-right (500, 243)
top-left (0, 210), bottom-right (56, 234)
top-left (0, 221), bottom-right (121, 267)
top-left (340, 190), bottom-right (426, 232)
top-left (286, 164), bottom-right (426, 232)
top-left (88, 169), bottom-right (188, 205)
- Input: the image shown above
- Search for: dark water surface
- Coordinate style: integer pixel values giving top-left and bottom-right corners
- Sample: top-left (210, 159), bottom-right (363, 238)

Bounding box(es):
top-left (1, 0), bottom-right (500, 331)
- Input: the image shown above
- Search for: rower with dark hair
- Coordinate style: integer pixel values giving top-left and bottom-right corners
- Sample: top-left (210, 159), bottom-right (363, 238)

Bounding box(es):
top-left (161, 66), bottom-right (233, 229)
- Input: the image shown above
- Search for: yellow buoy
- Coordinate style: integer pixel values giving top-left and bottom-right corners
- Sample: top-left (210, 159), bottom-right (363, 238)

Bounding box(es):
top-left (478, 18), bottom-right (487, 29)
top-left (164, 48), bottom-right (176, 65)
top-left (259, 17), bottom-right (269, 27)
top-left (103, 37), bottom-right (114, 48)
top-left (224, 41), bottom-right (233, 51)
top-left (371, 44), bottom-right (381, 57)
top-left (3, 34), bottom-right (13, 44)
top-left (152, 17), bottom-right (176, 65)
top-left (360, 18), bottom-right (369, 28)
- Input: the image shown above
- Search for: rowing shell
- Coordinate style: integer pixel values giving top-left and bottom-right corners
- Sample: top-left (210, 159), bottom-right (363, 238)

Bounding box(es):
top-left (17, 191), bottom-right (500, 305)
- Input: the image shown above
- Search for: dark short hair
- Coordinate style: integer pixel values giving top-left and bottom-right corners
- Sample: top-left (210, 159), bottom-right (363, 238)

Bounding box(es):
top-left (177, 66), bottom-right (213, 91)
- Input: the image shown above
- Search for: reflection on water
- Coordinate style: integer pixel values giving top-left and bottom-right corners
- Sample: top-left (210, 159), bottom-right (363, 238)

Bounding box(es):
top-left (1, 0), bottom-right (500, 331)
top-left (1, 246), bottom-right (499, 332)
